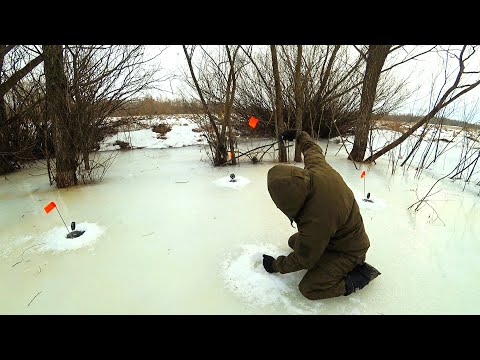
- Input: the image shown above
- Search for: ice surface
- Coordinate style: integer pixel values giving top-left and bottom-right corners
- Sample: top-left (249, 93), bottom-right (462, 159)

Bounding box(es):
top-left (1, 124), bottom-right (479, 314)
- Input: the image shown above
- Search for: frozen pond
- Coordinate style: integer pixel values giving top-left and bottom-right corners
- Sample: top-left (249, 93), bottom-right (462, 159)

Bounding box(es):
top-left (1, 140), bottom-right (480, 314)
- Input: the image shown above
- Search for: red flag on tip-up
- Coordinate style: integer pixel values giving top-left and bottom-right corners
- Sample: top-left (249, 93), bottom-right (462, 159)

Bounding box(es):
top-left (248, 116), bottom-right (259, 128)
top-left (44, 201), bottom-right (57, 214)
top-left (360, 170), bottom-right (366, 179)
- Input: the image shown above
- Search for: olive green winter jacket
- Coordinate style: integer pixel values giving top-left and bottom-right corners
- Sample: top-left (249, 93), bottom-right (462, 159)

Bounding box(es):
top-left (268, 131), bottom-right (370, 274)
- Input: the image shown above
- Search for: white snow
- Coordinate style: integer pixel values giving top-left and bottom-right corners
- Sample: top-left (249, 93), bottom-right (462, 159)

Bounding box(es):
top-left (1, 117), bottom-right (480, 314)
top-left (36, 222), bottom-right (104, 253)
top-left (220, 243), bottom-right (316, 314)
top-left (353, 191), bottom-right (388, 211)
top-left (213, 175), bottom-right (251, 189)
top-left (98, 117), bottom-right (206, 151)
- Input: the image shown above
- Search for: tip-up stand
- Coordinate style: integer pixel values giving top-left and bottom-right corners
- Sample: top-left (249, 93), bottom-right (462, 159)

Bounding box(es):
top-left (66, 221), bottom-right (85, 238)
top-left (362, 192), bottom-right (374, 203)
top-left (66, 230), bottom-right (85, 239)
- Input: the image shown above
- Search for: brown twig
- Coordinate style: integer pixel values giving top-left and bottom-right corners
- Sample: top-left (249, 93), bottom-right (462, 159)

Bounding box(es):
top-left (409, 150), bottom-right (479, 211)
top-left (27, 291), bottom-right (42, 307)
top-left (408, 189), bottom-right (443, 210)
top-left (11, 243), bottom-right (45, 267)
top-left (332, 120), bottom-right (358, 170)
top-left (424, 201), bottom-right (446, 226)
top-left (258, 142), bottom-right (278, 161)
top-left (218, 141), bottom-right (292, 166)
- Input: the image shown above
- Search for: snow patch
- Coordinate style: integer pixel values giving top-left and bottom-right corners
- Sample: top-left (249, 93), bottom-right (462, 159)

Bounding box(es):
top-left (213, 175), bottom-right (251, 189)
top-left (99, 117), bottom-right (206, 151)
top-left (353, 191), bottom-right (387, 210)
top-left (220, 243), bottom-right (319, 314)
top-left (36, 222), bottom-right (105, 252)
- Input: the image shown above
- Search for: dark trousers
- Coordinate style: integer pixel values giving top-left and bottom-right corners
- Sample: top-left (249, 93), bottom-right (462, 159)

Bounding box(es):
top-left (288, 234), bottom-right (366, 300)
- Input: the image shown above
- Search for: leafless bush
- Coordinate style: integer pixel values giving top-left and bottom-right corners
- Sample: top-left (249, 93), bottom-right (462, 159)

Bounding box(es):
top-left (182, 45), bottom-right (246, 166)
top-left (40, 45), bottom-right (163, 187)
top-left (152, 123), bottom-right (172, 136)
top-left (0, 45), bottom-right (44, 174)
top-left (77, 151), bottom-right (118, 184)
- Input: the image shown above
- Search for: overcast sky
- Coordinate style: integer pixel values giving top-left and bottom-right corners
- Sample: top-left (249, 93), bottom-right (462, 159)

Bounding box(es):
top-left (146, 45), bottom-right (480, 122)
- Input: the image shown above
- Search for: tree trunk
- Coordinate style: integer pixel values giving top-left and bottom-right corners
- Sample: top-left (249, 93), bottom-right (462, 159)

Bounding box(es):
top-left (182, 45), bottom-right (226, 166)
top-left (349, 45), bottom-right (391, 162)
top-left (83, 152), bottom-right (90, 170)
top-left (43, 45), bottom-right (77, 188)
top-left (0, 46), bottom-right (14, 174)
top-left (270, 45), bottom-right (287, 162)
top-left (294, 45), bottom-right (303, 162)
top-left (225, 46), bottom-right (237, 165)
top-left (0, 100), bottom-right (13, 174)
top-left (223, 66), bottom-right (236, 165)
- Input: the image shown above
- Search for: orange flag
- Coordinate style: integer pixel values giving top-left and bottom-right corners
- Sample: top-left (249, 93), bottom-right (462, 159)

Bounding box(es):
top-left (360, 170), bottom-right (366, 179)
top-left (248, 116), bottom-right (259, 129)
top-left (44, 201), bottom-right (57, 214)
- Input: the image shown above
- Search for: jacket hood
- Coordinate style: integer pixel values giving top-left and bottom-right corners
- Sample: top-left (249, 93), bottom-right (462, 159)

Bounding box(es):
top-left (267, 165), bottom-right (311, 221)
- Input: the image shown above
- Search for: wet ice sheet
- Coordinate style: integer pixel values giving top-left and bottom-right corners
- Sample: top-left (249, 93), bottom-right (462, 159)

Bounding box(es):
top-left (1, 138), bottom-right (480, 314)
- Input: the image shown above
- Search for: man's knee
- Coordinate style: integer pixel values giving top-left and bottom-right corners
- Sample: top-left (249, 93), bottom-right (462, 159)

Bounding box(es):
top-left (288, 233), bottom-right (299, 249)
top-left (299, 282), bottom-right (319, 300)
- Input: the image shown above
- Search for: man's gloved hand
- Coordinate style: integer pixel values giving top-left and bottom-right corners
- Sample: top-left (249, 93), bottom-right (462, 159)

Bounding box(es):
top-left (281, 129), bottom-right (298, 141)
top-left (262, 254), bottom-right (277, 273)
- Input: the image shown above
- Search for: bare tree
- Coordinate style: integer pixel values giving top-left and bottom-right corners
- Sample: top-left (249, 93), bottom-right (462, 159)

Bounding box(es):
top-left (271, 45), bottom-right (287, 162)
top-left (278, 45), bottom-right (306, 161)
top-left (43, 45), bottom-right (77, 188)
top-left (348, 45), bottom-right (392, 162)
top-left (182, 45), bottom-right (243, 166)
top-left (234, 46), bottom-right (366, 140)
top-left (224, 45), bottom-right (238, 164)
top-left (365, 46), bottom-right (480, 163)
top-left (0, 45), bottom-right (43, 174)
top-left (235, 45), bottom-right (275, 135)
top-left (293, 45), bottom-right (304, 162)
top-left (63, 45), bottom-right (159, 182)
top-left (199, 45), bottom-right (430, 165)
top-left (305, 45), bottom-right (363, 137)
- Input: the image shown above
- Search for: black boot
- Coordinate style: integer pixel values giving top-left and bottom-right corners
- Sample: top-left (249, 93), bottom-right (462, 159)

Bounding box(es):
top-left (344, 262), bottom-right (381, 296)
